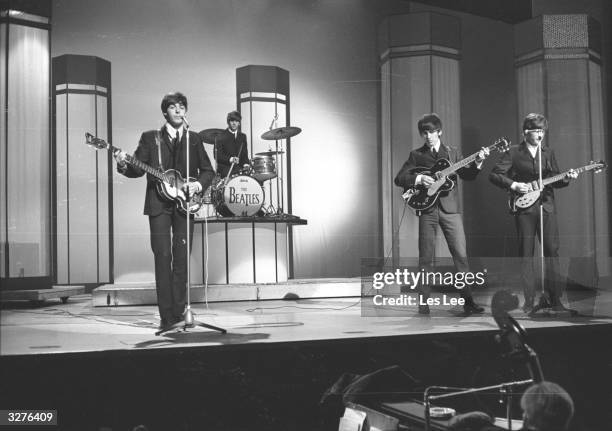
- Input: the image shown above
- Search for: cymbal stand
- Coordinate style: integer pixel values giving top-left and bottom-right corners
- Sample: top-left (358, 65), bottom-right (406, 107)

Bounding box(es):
top-left (156, 116), bottom-right (226, 336)
top-left (263, 177), bottom-right (278, 215)
top-left (278, 138), bottom-right (285, 215)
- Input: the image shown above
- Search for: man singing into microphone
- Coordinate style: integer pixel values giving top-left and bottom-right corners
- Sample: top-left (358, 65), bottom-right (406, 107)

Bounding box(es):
top-left (489, 113), bottom-right (577, 315)
top-left (114, 92), bottom-right (215, 330)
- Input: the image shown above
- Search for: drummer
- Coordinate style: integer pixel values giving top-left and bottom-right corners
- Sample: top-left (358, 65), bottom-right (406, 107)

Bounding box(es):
top-left (216, 110), bottom-right (250, 178)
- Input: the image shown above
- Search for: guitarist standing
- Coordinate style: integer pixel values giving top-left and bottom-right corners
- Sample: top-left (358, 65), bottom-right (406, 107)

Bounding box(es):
top-left (489, 113), bottom-right (577, 315)
top-left (394, 113), bottom-right (489, 315)
top-left (114, 92), bottom-right (215, 330)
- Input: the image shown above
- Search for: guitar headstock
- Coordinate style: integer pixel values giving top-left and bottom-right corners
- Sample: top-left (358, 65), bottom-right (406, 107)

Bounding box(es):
top-left (85, 132), bottom-right (110, 150)
top-left (589, 160), bottom-right (607, 173)
top-left (493, 137), bottom-right (511, 153)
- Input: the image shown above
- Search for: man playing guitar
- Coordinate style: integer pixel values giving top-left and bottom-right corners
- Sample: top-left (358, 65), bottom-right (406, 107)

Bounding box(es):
top-left (489, 113), bottom-right (578, 315)
top-left (114, 92), bottom-right (215, 330)
top-left (395, 113), bottom-right (489, 315)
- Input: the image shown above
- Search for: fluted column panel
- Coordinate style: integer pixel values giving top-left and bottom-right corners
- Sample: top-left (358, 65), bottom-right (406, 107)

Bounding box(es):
top-left (514, 14), bottom-right (610, 283)
top-left (379, 12), bottom-right (461, 264)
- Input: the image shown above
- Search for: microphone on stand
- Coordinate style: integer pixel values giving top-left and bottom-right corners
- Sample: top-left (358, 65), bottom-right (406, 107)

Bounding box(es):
top-left (182, 115), bottom-right (190, 129)
top-left (268, 113), bottom-right (278, 130)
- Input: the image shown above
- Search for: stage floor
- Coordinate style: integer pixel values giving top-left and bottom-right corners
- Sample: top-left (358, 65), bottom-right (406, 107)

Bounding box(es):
top-left (2, 287), bottom-right (612, 357)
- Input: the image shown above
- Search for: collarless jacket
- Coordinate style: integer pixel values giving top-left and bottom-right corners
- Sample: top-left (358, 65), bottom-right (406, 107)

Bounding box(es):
top-left (489, 141), bottom-right (569, 214)
top-left (216, 129), bottom-right (249, 177)
top-left (119, 127), bottom-right (215, 216)
top-left (394, 143), bottom-right (480, 214)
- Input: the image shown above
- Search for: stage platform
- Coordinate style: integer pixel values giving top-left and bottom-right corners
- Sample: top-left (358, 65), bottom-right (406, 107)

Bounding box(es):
top-left (2, 286), bottom-right (612, 357)
top-left (91, 277), bottom-right (361, 307)
top-left (2, 284), bottom-right (612, 430)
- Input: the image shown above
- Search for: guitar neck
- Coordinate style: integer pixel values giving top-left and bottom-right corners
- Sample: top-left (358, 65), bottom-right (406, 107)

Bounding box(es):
top-left (439, 143), bottom-right (495, 177)
top-left (106, 143), bottom-right (167, 182)
top-left (541, 165), bottom-right (595, 187)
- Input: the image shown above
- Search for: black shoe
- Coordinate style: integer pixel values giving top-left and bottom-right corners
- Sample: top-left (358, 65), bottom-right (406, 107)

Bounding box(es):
top-left (418, 304), bottom-right (430, 315)
top-left (522, 300), bottom-right (534, 314)
top-left (463, 302), bottom-right (485, 315)
top-left (551, 303), bottom-right (578, 316)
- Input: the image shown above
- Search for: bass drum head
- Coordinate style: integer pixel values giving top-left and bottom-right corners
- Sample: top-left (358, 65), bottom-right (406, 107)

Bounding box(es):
top-left (212, 175), bottom-right (264, 217)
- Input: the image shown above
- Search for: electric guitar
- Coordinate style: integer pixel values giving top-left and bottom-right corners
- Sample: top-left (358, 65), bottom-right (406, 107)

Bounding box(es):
top-left (508, 160), bottom-right (607, 213)
top-left (85, 132), bottom-right (203, 214)
top-left (402, 137), bottom-right (510, 211)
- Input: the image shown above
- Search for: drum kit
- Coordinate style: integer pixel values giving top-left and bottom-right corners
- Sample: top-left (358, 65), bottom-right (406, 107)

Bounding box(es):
top-left (198, 125), bottom-right (301, 217)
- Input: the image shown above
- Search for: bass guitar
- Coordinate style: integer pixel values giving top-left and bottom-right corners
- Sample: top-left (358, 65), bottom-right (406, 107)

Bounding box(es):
top-left (85, 132), bottom-right (203, 215)
top-left (402, 137), bottom-right (510, 211)
top-left (508, 160), bottom-right (607, 213)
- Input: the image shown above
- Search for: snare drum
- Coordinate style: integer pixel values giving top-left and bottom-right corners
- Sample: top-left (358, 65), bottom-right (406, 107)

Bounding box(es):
top-left (212, 175), bottom-right (264, 217)
top-left (251, 155), bottom-right (277, 182)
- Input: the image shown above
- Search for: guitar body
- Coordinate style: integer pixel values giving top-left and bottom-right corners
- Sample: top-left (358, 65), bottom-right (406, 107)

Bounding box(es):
top-left (404, 159), bottom-right (456, 211)
top-left (155, 169), bottom-right (202, 215)
top-left (508, 190), bottom-right (541, 213)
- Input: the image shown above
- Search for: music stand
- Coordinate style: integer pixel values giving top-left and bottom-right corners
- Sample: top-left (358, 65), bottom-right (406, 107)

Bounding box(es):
top-left (156, 117), bottom-right (226, 336)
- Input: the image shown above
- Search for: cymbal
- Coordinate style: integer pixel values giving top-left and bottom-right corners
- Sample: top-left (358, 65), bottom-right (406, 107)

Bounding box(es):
top-left (198, 128), bottom-right (225, 144)
top-left (261, 126), bottom-right (301, 141)
top-left (255, 150), bottom-right (285, 156)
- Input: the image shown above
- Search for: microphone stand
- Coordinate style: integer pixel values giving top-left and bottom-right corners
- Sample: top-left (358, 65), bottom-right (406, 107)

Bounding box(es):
top-left (527, 140), bottom-right (549, 315)
top-left (156, 115), bottom-right (226, 336)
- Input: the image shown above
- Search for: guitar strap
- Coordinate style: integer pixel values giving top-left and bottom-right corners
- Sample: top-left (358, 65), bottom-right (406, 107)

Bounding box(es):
top-left (444, 144), bottom-right (452, 161)
top-left (155, 130), bottom-right (164, 171)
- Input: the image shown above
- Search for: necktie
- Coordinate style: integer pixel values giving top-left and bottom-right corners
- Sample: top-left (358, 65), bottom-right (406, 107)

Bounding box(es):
top-left (432, 148), bottom-right (438, 158)
top-left (174, 131), bottom-right (179, 147)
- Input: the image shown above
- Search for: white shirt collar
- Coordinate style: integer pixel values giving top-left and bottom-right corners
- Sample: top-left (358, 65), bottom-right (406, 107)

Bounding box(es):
top-left (526, 143), bottom-right (539, 157)
top-left (165, 123), bottom-right (183, 141)
top-left (428, 142), bottom-right (440, 153)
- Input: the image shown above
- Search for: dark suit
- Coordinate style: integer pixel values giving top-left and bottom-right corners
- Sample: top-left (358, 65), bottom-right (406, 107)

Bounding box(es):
top-left (119, 126), bottom-right (215, 325)
top-left (489, 142), bottom-right (569, 305)
top-left (394, 143), bottom-right (480, 297)
top-left (216, 129), bottom-right (249, 178)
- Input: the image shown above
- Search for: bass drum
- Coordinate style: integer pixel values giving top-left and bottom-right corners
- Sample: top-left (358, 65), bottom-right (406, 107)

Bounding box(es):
top-left (212, 175), bottom-right (264, 217)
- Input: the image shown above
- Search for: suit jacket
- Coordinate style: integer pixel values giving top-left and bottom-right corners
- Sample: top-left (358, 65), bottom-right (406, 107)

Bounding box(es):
top-left (119, 127), bottom-right (215, 216)
top-left (216, 129), bottom-right (250, 177)
top-left (394, 143), bottom-right (480, 214)
top-left (489, 141), bottom-right (569, 214)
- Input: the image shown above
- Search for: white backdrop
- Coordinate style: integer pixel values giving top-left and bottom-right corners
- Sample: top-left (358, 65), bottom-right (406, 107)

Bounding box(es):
top-left (51, 0), bottom-right (409, 281)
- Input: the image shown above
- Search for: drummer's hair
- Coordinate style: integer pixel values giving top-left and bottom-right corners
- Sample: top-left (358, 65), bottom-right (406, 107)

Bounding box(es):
top-left (417, 113), bottom-right (442, 134)
top-left (227, 110), bottom-right (242, 123)
top-left (161, 92), bottom-right (188, 112)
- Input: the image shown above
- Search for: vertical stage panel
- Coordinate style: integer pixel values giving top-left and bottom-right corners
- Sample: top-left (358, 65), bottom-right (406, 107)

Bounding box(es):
top-left (237, 66), bottom-right (290, 216)
top-left (0, 5), bottom-right (52, 289)
top-left (200, 222), bottom-right (227, 284)
top-left (236, 65), bottom-right (296, 278)
top-left (379, 12), bottom-right (462, 266)
top-left (227, 223), bottom-right (254, 284)
top-left (514, 14), bottom-right (610, 283)
top-left (52, 55), bottom-right (113, 285)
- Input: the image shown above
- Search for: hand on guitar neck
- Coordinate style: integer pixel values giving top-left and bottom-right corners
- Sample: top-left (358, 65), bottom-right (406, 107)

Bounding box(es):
top-left (417, 146), bottom-right (490, 196)
top-left (113, 149), bottom-right (128, 168)
top-left (86, 132), bottom-right (204, 215)
top-left (510, 169), bottom-right (579, 194)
